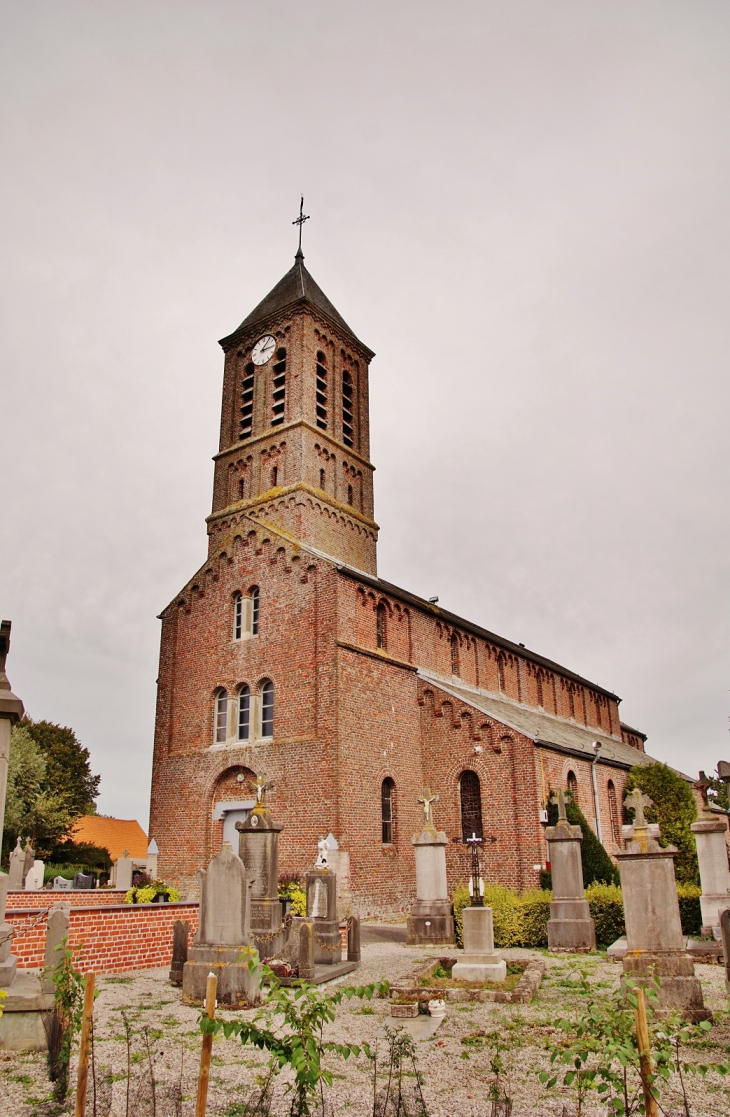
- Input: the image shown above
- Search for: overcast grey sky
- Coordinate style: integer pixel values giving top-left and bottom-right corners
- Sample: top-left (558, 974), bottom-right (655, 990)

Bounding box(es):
top-left (1, 1), bottom-right (728, 829)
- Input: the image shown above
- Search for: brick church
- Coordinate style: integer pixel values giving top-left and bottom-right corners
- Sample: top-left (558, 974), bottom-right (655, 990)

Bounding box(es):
top-left (149, 242), bottom-right (662, 913)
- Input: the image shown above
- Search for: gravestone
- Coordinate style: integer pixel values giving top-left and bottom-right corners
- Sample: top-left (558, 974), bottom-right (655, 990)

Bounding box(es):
top-left (115, 851), bottom-right (134, 892)
top-left (616, 788), bottom-right (709, 1021)
top-left (546, 789), bottom-right (596, 952)
top-left (0, 871), bottom-right (17, 988)
top-left (146, 838), bottom-right (159, 879)
top-left (8, 838), bottom-right (24, 890)
top-left (407, 788), bottom-right (454, 945)
top-left (168, 919), bottom-right (189, 986)
top-left (24, 861), bottom-right (44, 891)
top-left (42, 903), bottom-right (71, 994)
top-left (720, 908), bottom-right (730, 998)
top-left (73, 872), bottom-right (93, 890)
top-left (98, 872), bottom-right (110, 887)
top-left (235, 773), bottom-right (285, 957)
top-left (691, 772), bottom-right (730, 936)
top-left (53, 877), bottom-right (73, 891)
top-left (22, 840), bottom-right (35, 887)
top-left (321, 834), bottom-right (354, 918)
top-left (347, 914), bottom-right (361, 963)
top-left (452, 834), bottom-right (506, 983)
top-left (306, 867), bottom-right (341, 963)
top-left (182, 842), bottom-right (262, 1007)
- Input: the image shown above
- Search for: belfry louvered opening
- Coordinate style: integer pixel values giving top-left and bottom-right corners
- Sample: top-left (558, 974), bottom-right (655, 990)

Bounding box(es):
top-left (239, 362), bottom-right (255, 439)
top-left (342, 370), bottom-right (354, 447)
top-left (271, 348), bottom-right (286, 427)
top-left (316, 351), bottom-right (328, 430)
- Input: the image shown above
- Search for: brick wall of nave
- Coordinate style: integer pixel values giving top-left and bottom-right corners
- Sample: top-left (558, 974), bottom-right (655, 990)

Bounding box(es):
top-left (537, 748), bottom-right (630, 859)
top-left (418, 683), bottom-right (546, 892)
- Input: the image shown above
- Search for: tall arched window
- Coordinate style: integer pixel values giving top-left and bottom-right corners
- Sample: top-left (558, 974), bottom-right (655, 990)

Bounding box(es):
top-left (233, 592), bottom-right (243, 641)
top-left (271, 348), bottom-right (286, 426)
top-left (250, 587), bottom-right (260, 636)
top-left (376, 602), bottom-right (387, 650)
top-left (451, 634), bottom-right (460, 676)
top-left (239, 362), bottom-right (255, 440)
top-left (459, 770), bottom-right (483, 840)
top-left (237, 685), bottom-right (250, 741)
top-left (260, 680), bottom-right (274, 738)
top-left (381, 777), bottom-right (395, 844)
top-left (567, 770), bottom-right (578, 797)
top-left (316, 351), bottom-right (328, 430)
top-left (342, 370), bottom-right (354, 447)
top-left (215, 689), bottom-right (228, 744)
top-left (347, 484), bottom-right (353, 505)
top-left (320, 468), bottom-right (326, 490)
top-left (607, 780), bottom-right (620, 845)
top-left (536, 673), bottom-right (544, 709)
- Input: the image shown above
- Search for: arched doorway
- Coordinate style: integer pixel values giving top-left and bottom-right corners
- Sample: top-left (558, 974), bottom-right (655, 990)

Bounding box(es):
top-left (211, 765), bottom-right (256, 855)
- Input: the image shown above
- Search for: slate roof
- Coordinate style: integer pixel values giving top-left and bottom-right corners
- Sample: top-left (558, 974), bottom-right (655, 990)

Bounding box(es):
top-left (219, 251), bottom-right (371, 352)
top-left (420, 670), bottom-right (692, 778)
top-left (71, 816), bottom-right (148, 862)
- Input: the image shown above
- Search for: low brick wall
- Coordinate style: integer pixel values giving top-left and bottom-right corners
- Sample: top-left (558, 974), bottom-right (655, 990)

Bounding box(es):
top-left (6, 902), bottom-right (199, 974)
top-left (7, 889), bottom-right (129, 910)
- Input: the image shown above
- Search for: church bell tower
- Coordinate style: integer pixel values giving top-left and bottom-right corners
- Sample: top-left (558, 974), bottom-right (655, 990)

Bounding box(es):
top-left (207, 240), bottom-right (378, 575)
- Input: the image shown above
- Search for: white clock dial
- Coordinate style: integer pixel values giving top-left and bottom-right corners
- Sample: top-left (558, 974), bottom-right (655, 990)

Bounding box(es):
top-left (251, 335), bottom-right (276, 366)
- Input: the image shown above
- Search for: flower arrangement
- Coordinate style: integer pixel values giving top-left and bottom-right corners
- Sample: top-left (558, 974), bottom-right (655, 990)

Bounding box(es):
top-left (124, 879), bottom-right (180, 904)
top-left (277, 873), bottom-right (306, 915)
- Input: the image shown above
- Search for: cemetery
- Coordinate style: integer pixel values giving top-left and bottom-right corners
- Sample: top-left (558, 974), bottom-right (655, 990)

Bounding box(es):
top-left (0, 622), bottom-right (729, 1114)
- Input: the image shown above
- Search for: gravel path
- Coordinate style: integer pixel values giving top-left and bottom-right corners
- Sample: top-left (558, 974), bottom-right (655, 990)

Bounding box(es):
top-left (1, 943), bottom-right (728, 1116)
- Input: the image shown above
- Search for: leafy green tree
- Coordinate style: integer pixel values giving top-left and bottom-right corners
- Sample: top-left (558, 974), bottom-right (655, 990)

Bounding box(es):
top-left (626, 763), bottom-right (699, 884)
top-left (546, 790), bottom-right (619, 886)
top-left (708, 773), bottom-right (730, 811)
top-left (19, 718), bottom-right (100, 818)
top-left (3, 726), bottom-right (74, 859)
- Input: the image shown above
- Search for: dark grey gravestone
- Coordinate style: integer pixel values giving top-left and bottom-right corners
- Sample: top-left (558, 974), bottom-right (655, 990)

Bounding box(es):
top-left (73, 873), bottom-right (93, 890)
top-left (168, 919), bottom-right (189, 986)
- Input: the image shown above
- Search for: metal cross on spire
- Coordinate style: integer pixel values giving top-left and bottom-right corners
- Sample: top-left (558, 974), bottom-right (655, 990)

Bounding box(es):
top-left (292, 195), bottom-right (310, 257)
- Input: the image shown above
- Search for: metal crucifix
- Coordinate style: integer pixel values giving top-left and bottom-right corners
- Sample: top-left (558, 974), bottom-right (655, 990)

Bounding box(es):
top-left (466, 831), bottom-right (484, 907)
top-left (292, 196), bottom-right (310, 255)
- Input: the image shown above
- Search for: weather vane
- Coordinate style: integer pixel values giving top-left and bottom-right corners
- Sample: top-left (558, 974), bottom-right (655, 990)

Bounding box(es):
top-left (292, 195), bottom-right (310, 255)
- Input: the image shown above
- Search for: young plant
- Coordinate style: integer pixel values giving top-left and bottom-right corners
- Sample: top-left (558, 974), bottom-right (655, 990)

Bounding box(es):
top-left (42, 937), bottom-right (85, 1102)
top-left (370, 1026), bottom-right (428, 1117)
top-left (204, 963), bottom-right (389, 1117)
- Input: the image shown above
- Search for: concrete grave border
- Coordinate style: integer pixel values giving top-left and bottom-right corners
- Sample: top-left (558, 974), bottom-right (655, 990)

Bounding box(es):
top-left (390, 955), bottom-right (544, 1004)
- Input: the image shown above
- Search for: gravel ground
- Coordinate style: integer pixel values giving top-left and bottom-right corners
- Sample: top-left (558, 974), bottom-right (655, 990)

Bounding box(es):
top-left (1, 943), bottom-right (728, 1117)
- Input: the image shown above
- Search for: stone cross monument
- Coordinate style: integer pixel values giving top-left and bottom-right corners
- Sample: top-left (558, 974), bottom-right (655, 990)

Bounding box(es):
top-left (691, 771), bottom-right (730, 937)
top-left (616, 787), bottom-right (709, 1021)
top-left (546, 789), bottom-right (596, 952)
top-left (406, 787), bottom-right (454, 945)
top-left (0, 621), bottom-right (23, 988)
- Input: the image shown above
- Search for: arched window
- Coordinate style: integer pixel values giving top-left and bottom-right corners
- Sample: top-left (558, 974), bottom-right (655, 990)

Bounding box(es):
top-left (536, 673), bottom-right (544, 709)
top-left (237, 685), bottom-right (250, 742)
top-left (271, 348), bottom-right (286, 427)
top-left (239, 362), bottom-right (255, 440)
top-left (342, 370), bottom-right (354, 447)
top-left (376, 603), bottom-right (387, 650)
top-left (451, 634), bottom-right (460, 676)
top-left (460, 770), bottom-right (483, 840)
top-left (381, 778), bottom-right (395, 844)
top-left (316, 351), bottom-right (328, 430)
top-left (250, 587), bottom-right (260, 636)
top-left (260, 680), bottom-right (274, 738)
top-left (233, 592), bottom-right (243, 641)
top-left (607, 780), bottom-right (620, 845)
top-left (238, 477), bottom-right (245, 500)
top-left (271, 465), bottom-right (278, 488)
top-left (215, 689), bottom-right (228, 744)
top-left (567, 770), bottom-right (578, 797)
top-left (347, 484), bottom-right (353, 505)
top-left (319, 468), bottom-right (326, 490)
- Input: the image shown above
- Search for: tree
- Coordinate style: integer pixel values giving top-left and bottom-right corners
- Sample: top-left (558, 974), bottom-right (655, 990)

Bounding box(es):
top-left (708, 773), bottom-right (730, 811)
top-left (19, 718), bottom-right (100, 818)
top-left (547, 790), bottom-right (619, 886)
top-left (626, 763), bottom-right (699, 884)
top-left (3, 726), bottom-right (74, 859)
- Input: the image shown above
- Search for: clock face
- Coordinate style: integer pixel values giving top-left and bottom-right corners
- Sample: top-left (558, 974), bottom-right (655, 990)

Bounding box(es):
top-left (251, 335), bottom-right (276, 366)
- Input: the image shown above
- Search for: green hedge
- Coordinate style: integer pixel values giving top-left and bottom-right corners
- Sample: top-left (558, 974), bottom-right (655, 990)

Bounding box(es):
top-left (452, 880), bottom-right (703, 948)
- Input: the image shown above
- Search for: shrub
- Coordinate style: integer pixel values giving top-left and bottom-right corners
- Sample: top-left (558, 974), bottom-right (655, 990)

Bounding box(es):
top-left (626, 763), bottom-right (699, 884)
top-left (547, 791), bottom-right (619, 885)
top-left (278, 874), bottom-right (307, 916)
top-left (124, 879), bottom-right (179, 904)
top-left (585, 882), bottom-right (625, 945)
top-left (677, 882), bottom-right (702, 935)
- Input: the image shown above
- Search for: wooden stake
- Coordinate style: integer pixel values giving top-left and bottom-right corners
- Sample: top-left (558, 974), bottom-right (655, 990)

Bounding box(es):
top-left (634, 985), bottom-right (658, 1117)
top-left (195, 972), bottom-right (218, 1117)
top-left (74, 972), bottom-right (95, 1117)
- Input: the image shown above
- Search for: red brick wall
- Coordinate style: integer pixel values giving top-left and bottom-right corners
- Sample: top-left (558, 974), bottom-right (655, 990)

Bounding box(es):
top-left (7, 902), bottom-right (199, 973)
top-left (6, 890), bottom-right (128, 910)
